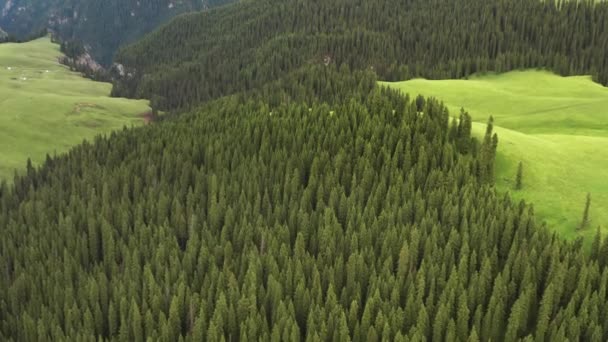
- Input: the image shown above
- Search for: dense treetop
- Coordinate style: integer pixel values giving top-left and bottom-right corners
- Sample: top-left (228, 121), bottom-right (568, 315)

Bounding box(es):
top-left (2, 66), bottom-right (608, 341)
top-left (2, 0), bottom-right (608, 341)
top-left (112, 0), bottom-right (608, 110)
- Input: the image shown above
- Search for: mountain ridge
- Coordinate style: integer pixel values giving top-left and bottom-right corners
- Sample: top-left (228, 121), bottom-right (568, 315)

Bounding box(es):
top-left (0, 0), bottom-right (235, 64)
top-left (111, 0), bottom-right (608, 111)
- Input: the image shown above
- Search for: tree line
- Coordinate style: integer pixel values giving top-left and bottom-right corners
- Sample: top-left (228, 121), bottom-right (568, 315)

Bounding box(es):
top-left (112, 0), bottom-right (608, 111)
top-left (0, 28), bottom-right (48, 44)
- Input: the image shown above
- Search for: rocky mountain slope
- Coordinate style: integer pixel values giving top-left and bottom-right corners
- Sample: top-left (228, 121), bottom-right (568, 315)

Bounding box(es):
top-left (0, 0), bottom-right (235, 64)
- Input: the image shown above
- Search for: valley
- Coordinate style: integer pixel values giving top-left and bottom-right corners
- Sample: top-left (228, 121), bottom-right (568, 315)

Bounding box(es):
top-left (0, 37), bottom-right (149, 181)
top-left (383, 70), bottom-right (608, 239)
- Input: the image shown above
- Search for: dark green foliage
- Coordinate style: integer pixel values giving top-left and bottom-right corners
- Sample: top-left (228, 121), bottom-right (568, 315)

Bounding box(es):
top-left (0, 28), bottom-right (47, 44)
top-left (2, 1), bottom-right (608, 340)
top-left (1, 66), bottom-right (608, 340)
top-left (479, 116), bottom-right (498, 184)
top-left (112, 0), bottom-right (608, 110)
top-left (0, 0), bottom-right (235, 64)
top-left (0, 32), bottom-right (15, 43)
top-left (60, 40), bottom-right (85, 59)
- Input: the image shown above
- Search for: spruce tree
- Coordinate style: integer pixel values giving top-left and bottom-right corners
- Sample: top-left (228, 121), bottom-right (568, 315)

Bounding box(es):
top-left (515, 162), bottom-right (523, 190)
top-left (599, 237), bottom-right (608, 268)
top-left (2, 68), bottom-right (608, 340)
top-left (579, 193), bottom-right (592, 230)
top-left (591, 226), bottom-right (602, 260)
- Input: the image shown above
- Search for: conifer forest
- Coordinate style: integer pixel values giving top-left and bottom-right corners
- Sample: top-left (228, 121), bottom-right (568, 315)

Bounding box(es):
top-left (1, 0), bottom-right (608, 341)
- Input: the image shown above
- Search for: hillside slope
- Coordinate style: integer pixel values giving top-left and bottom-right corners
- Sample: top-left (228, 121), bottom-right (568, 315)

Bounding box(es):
top-left (2, 0), bottom-right (608, 340)
top-left (0, 37), bottom-right (149, 180)
top-left (111, 0), bottom-right (608, 110)
top-left (383, 70), bottom-right (608, 240)
top-left (3, 67), bottom-right (608, 340)
top-left (0, 0), bottom-right (235, 64)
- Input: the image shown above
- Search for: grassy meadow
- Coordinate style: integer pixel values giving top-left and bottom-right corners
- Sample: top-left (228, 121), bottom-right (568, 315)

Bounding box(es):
top-left (0, 37), bottom-right (150, 181)
top-left (382, 70), bottom-right (608, 240)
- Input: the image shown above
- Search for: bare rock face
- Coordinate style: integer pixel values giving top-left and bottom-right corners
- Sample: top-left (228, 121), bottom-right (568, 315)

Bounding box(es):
top-left (113, 63), bottom-right (126, 77)
top-left (60, 51), bottom-right (103, 72)
top-left (1, 0), bottom-right (13, 18)
top-left (75, 51), bottom-right (103, 72)
top-left (109, 63), bottom-right (138, 82)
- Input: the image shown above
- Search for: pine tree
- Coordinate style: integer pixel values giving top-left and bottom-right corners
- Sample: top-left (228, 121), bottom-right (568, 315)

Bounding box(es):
top-left (535, 283), bottom-right (555, 342)
top-left (579, 193), bottom-right (592, 230)
top-left (504, 288), bottom-right (529, 342)
top-left (599, 237), bottom-right (608, 268)
top-left (468, 329), bottom-right (480, 342)
top-left (515, 162), bottom-right (523, 190)
top-left (130, 300), bottom-right (143, 342)
top-left (2, 66), bottom-right (608, 341)
top-left (415, 95), bottom-right (425, 112)
top-left (169, 295), bottom-right (183, 341)
top-left (456, 293), bottom-right (470, 341)
top-left (590, 226), bottom-right (602, 260)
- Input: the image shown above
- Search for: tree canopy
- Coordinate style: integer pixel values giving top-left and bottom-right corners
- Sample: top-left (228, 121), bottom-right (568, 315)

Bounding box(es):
top-left (113, 0), bottom-right (608, 110)
top-left (2, 0), bottom-right (608, 340)
top-left (2, 67), bottom-right (608, 341)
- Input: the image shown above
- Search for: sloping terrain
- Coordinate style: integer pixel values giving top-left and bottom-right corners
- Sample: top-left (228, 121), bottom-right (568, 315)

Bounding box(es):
top-left (1, 0), bottom-right (608, 341)
top-left (0, 0), bottom-right (235, 64)
top-left (383, 70), bottom-right (608, 239)
top-left (0, 37), bottom-right (149, 180)
top-left (111, 0), bottom-right (608, 110)
top-left (3, 71), bottom-right (608, 340)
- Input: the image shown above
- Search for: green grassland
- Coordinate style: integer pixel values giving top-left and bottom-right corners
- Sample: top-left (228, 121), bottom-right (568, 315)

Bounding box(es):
top-left (0, 37), bottom-right (150, 181)
top-left (382, 70), bottom-right (608, 240)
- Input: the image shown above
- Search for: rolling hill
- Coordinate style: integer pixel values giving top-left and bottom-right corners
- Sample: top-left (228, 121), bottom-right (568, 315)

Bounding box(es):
top-left (0, 37), bottom-right (149, 181)
top-left (382, 70), bottom-right (608, 239)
